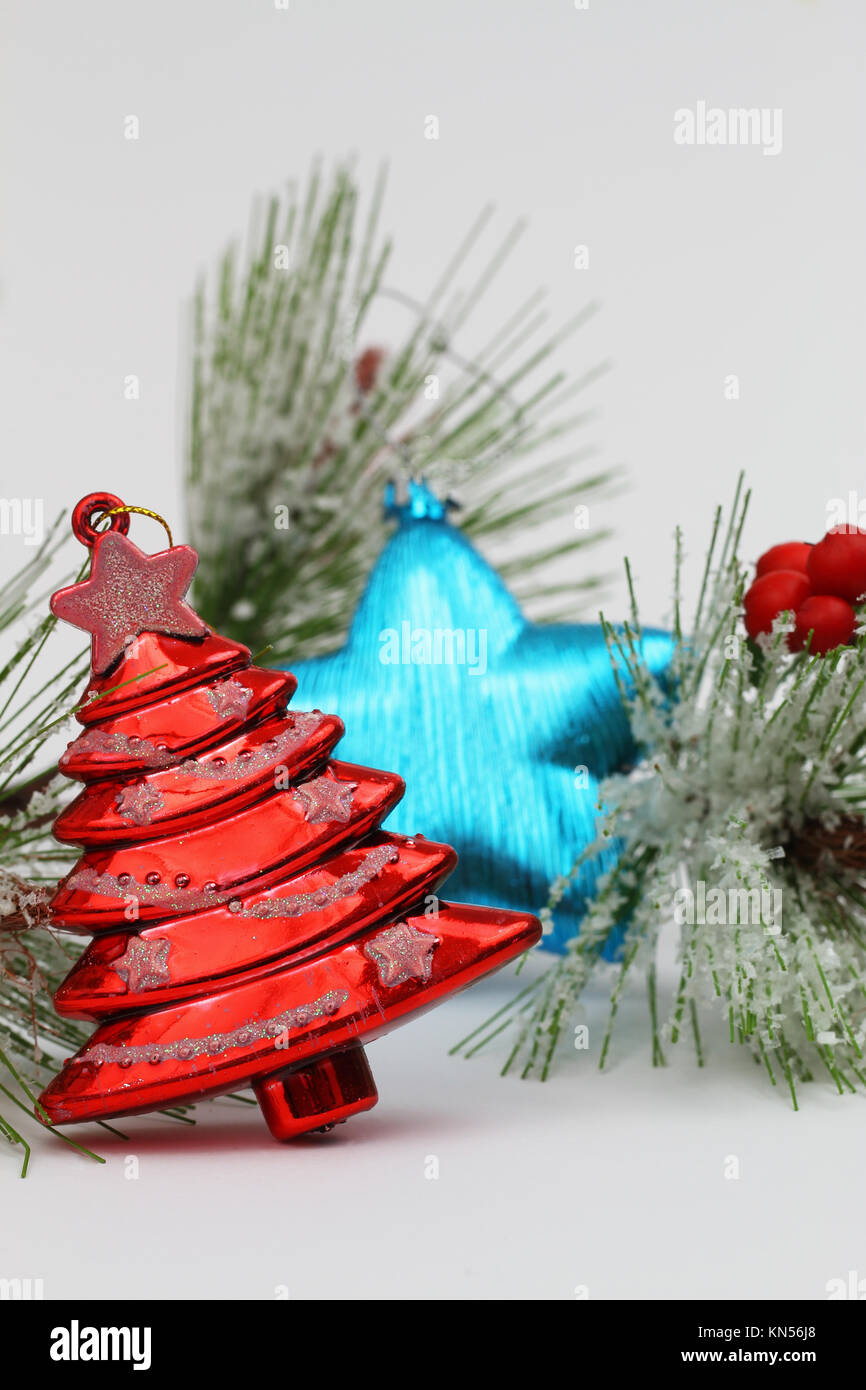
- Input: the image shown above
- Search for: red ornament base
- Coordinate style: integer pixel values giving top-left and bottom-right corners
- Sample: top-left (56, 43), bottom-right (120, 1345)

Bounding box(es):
top-left (253, 1049), bottom-right (378, 1139)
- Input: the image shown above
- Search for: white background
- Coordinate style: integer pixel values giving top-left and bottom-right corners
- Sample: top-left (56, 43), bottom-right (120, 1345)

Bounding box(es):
top-left (3, 0), bottom-right (866, 1300)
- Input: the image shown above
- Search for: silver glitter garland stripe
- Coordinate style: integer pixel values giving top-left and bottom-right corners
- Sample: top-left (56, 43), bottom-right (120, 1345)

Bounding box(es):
top-left (70, 729), bottom-right (175, 768)
top-left (70, 865), bottom-right (229, 912)
top-left (174, 713), bottom-right (323, 782)
top-left (241, 844), bottom-right (399, 918)
top-left (68, 843), bottom-right (400, 918)
top-left (71, 713), bottom-right (325, 788)
top-left (81, 988), bottom-right (349, 1067)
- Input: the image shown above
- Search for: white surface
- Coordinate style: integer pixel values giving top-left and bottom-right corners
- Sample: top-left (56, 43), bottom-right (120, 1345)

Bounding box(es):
top-left (6, 956), bottom-right (866, 1301)
top-left (3, 0), bottom-right (866, 1300)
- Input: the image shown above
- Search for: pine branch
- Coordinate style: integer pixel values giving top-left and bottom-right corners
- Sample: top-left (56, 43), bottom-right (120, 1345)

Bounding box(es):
top-left (473, 476), bottom-right (866, 1102)
top-left (0, 521), bottom-right (93, 1171)
top-left (186, 162), bottom-right (614, 661)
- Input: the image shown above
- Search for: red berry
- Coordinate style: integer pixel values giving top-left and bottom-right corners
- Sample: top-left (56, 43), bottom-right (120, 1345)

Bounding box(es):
top-left (354, 347), bottom-right (385, 394)
top-left (755, 541), bottom-right (812, 578)
top-left (806, 527), bottom-right (866, 603)
top-left (790, 595), bottom-right (857, 654)
top-left (743, 570), bottom-right (811, 640)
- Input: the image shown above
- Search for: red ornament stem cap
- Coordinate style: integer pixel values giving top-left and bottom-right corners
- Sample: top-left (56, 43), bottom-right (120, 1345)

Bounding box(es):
top-left (71, 493), bottom-right (131, 548)
top-left (253, 1047), bottom-right (378, 1139)
top-left (70, 493), bottom-right (175, 549)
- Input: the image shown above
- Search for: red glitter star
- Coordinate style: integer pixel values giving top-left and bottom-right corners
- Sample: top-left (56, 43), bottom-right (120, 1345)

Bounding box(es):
top-left (111, 937), bottom-right (171, 993)
top-left (294, 775), bottom-right (357, 825)
top-left (115, 782), bottom-right (165, 827)
top-left (51, 531), bottom-right (208, 674)
top-left (364, 922), bottom-right (439, 987)
top-left (207, 677), bottom-right (252, 721)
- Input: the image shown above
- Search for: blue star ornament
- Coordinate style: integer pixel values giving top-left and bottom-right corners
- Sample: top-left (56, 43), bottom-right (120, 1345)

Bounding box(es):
top-left (290, 482), bottom-right (672, 952)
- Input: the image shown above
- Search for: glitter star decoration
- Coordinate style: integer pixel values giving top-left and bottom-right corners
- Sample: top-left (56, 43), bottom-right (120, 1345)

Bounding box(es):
top-left (207, 677), bottom-right (253, 721)
top-left (293, 775), bottom-right (357, 825)
top-left (290, 480), bottom-right (674, 953)
top-left (110, 936), bottom-right (172, 993)
top-left (51, 530), bottom-right (208, 674)
top-left (364, 922), bottom-right (439, 987)
top-left (115, 782), bottom-right (165, 826)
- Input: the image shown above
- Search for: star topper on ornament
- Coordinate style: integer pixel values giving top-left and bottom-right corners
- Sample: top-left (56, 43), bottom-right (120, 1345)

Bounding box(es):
top-left (51, 493), bottom-right (208, 674)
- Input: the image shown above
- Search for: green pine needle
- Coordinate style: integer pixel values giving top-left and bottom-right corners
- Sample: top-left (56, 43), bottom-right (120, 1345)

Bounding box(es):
top-left (186, 162), bottom-right (615, 660)
top-left (465, 475), bottom-right (866, 1103)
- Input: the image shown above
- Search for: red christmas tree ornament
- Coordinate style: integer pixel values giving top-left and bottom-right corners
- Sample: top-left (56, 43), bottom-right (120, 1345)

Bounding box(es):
top-left (743, 569), bottom-right (811, 641)
top-left (806, 526), bottom-right (866, 604)
top-left (789, 594), bottom-right (857, 655)
top-left (39, 495), bottom-right (541, 1141)
top-left (755, 541), bottom-right (812, 579)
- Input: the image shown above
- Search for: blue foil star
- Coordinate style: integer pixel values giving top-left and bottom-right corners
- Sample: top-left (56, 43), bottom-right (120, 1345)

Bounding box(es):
top-left (290, 481), bottom-right (671, 952)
